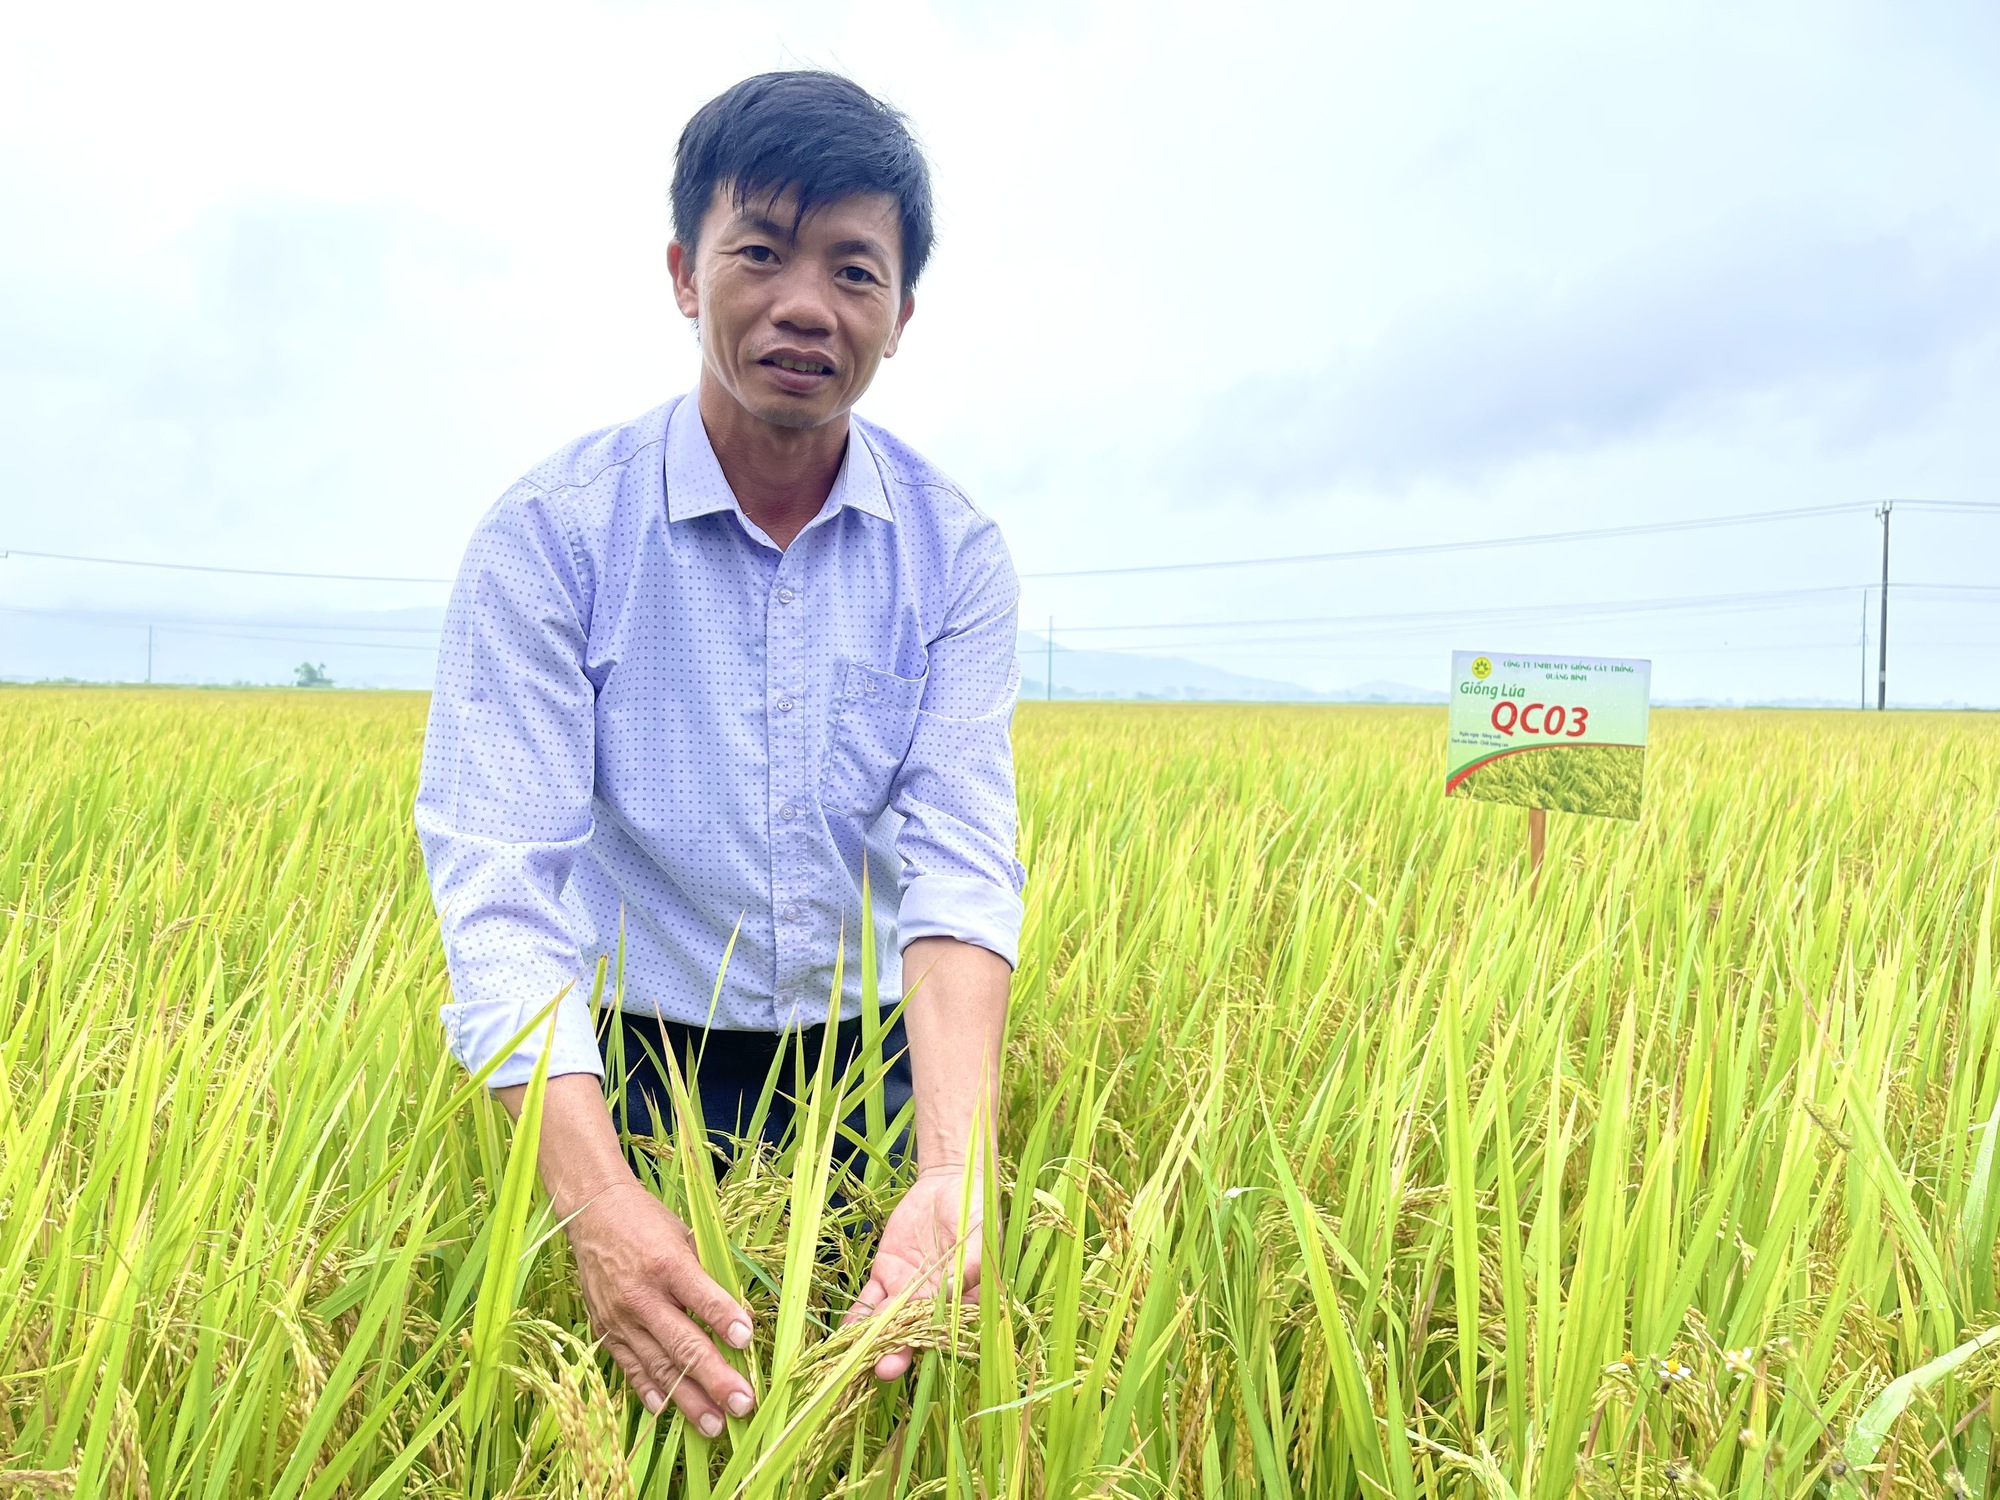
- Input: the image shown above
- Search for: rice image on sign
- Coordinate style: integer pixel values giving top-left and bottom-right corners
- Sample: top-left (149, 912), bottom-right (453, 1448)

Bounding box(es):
top-left (1444, 651), bottom-right (1652, 822)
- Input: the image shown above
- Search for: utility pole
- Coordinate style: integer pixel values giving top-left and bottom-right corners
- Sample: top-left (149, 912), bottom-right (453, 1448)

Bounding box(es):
top-left (1046, 615), bottom-right (1053, 702)
top-left (1875, 502), bottom-right (1892, 710)
top-left (146, 625), bottom-right (153, 684)
top-left (1858, 591), bottom-right (1868, 710)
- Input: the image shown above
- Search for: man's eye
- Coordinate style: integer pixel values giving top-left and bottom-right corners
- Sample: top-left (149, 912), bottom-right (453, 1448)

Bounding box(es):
top-left (837, 266), bottom-right (878, 284)
top-left (742, 245), bottom-right (776, 263)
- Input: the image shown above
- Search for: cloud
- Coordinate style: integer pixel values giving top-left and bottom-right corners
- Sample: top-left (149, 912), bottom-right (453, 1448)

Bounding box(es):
top-left (148, 201), bottom-right (426, 420)
top-left (1165, 221), bottom-right (2000, 499)
top-left (0, 192), bottom-right (516, 545)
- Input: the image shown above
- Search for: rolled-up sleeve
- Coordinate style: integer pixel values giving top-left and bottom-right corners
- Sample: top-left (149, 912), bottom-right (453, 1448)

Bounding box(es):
top-left (414, 481), bottom-right (605, 1087)
top-left (890, 517), bottom-right (1027, 965)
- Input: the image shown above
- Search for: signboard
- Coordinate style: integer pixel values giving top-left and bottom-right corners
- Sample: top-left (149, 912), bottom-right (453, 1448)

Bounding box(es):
top-left (1446, 651), bottom-right (1652, 821)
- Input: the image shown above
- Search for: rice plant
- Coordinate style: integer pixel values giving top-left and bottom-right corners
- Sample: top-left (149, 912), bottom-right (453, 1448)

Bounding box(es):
top-left (1448, 743), bottom-right (1647, 821)
top-left (1, 689), bottom-right (1996, 1497)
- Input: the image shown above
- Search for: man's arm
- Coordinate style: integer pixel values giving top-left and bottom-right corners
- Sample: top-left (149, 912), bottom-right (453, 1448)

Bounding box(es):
top-left (841, 507), bottom-right (1026, 1377)
top-left (904, 936), bottom-right (1010, 1176)
top-left (843, 935), bottom-right (1010, 1380)
top-left (493, 1076), bottom-right (757, 1433)
top-left (417, 484), bottom-right (755, 1431)
top-left (415, 481), bottom-right (608, 1089)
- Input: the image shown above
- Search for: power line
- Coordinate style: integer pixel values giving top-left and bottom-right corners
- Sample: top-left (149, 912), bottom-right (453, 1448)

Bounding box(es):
top-left (1018, 501), bottom-right (1878, 580)
top-left (0, 603), bottom-right (442, 633)
top-left (1051, 584), bottom-right (1996, 656)
top-left (1050, 584), bottom-right (1849, 638)
top-left (151, 625), bottom-right (437, 652)
top-left (0, 547), bottom-right (454, 585)
top-left (2, 499), bottom-right (1991, 587)
top-left (15, 581), bottom-right (1984, 664)
top-left (0, 606), bottom-right (440, 655)
top-left (1048, 580), bottom-right (2000, 641)
top-left (1019, 498), bottom-right (1999, 581)
top-left (1662, 634), bottom-right (1988, 656)
top-left (1088, 635), bottom-right (1992, 666)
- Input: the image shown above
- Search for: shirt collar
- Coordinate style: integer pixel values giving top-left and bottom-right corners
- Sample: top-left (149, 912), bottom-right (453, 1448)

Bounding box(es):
top-left (663, 394), bottom-right (895, 527)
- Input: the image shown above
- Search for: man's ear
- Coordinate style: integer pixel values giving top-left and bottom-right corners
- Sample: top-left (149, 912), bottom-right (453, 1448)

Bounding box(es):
top-left (883, 292), bottom-right (916, 359)
top-left (668, 240), bottom-right (701, 321)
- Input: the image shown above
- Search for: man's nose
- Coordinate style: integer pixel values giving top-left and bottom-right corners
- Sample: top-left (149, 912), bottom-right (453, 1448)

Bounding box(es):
top-left (766, 262), bottom-right (834, 337)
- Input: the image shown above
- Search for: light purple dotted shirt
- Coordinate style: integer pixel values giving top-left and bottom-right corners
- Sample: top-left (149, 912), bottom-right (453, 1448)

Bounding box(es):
top-left (415, 393), bottom-right (1025, 1088)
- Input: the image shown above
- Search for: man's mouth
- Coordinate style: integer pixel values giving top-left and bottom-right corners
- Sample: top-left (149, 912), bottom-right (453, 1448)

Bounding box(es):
top-left (761, 355), bottom-right (834, 375)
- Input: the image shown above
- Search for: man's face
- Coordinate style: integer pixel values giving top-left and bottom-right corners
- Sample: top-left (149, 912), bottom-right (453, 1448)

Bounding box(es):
top-left (671, 186), bottom-right (913, 433)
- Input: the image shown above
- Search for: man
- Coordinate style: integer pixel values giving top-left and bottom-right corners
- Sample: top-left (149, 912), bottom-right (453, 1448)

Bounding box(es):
top-left (415, 72), bottom-right (1022, 1439)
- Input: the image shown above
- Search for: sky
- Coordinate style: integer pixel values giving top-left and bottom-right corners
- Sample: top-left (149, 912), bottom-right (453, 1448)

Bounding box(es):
top-left (2, 0), bottom-right (1997, 702)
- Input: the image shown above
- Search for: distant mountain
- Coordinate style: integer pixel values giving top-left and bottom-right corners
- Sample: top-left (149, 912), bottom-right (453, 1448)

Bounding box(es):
top-left (4, 606), bottom-right (1448, 704)
top-left (1017, 633), bottom-right (1444, 704)
top-left (1330, 679), bottom-right (1451, 704)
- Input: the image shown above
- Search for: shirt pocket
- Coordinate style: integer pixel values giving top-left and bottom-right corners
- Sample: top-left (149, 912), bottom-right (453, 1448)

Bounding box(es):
top-left (820, 659), bottom-right (927, 818)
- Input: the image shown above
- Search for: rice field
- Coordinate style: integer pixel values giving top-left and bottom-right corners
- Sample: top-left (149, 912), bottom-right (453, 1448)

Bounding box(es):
top-left (2, 687), bottom-right (1997, 1498)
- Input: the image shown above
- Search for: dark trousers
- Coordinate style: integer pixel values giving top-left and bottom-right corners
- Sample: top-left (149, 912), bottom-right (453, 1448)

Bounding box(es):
top-left (600, 1009), bottom-right (913, 1175)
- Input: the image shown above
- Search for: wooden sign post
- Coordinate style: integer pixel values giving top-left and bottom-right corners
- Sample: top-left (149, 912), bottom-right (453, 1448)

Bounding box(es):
top-left (1445, 651), bottom-right (1653, 888)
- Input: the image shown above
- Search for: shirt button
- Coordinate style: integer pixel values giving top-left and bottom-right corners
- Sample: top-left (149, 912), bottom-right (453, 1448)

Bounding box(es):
top-left (778, 587), bottom-right (795, 604)
top-left (783, 904), bottom-right (802, 923)
top-left (777, 698), bottom-right (793, 713)
top-left (777, 802), bottom-right (795, 821)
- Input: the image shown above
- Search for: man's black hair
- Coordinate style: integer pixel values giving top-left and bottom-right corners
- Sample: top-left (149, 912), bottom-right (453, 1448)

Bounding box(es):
top-left (672, 71), bottom-right (935, 291)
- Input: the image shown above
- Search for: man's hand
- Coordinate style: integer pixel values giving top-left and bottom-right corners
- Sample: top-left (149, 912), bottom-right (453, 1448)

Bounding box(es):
top-left (497, 1072), bottom-right (756, 1434)
top-left (844, 1165), bottom-right (983, 1380)
top-left (843, 935), bottom-right (1009, 1380)
top-left (566, 1179), bottom-right (758, 1431)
